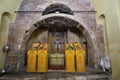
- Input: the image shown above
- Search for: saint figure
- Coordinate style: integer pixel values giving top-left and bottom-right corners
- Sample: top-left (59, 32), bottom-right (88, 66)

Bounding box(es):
top-left (55, 39), bottom-right (61, 51)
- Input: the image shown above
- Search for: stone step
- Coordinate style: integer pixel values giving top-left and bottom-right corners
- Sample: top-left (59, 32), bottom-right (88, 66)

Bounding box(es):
top-left (0, 72), bottom-right (111, 80)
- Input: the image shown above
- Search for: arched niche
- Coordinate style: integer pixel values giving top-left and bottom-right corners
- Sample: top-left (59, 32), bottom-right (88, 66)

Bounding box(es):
top-left (98, 14), bottom-right (109, 55)
top-left (18, 14), bottom-right (97, 70)
top-left (42, 3), bottom-right (73, 15)
top-left (0, 12), bottom-right (11, 69)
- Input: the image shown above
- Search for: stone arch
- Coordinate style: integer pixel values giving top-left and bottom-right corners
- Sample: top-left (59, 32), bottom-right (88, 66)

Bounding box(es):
top-left (0, 12), bottom-right (11, 69)
top-left (42, 3), bottom-right (73, 15)
top-left (20, 13), bottom-right (98, 69)
top-left (98, 14), bottom-right (109, 55)
top-left (23, 14), bottom-right (94, 47)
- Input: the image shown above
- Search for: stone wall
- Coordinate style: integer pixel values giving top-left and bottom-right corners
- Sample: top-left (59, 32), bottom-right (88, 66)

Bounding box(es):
top-left (5, 0), bottom-right (104, 72)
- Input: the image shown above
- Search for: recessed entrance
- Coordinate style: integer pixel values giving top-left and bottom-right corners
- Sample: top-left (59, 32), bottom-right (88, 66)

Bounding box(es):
top-left (25, 15), bottom-right (89, 71)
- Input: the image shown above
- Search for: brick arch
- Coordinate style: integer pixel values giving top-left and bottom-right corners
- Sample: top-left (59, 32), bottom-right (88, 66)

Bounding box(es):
top-left (42, 3), bottom-right (73, 15)
top-left (23, 14), bottom-right (95, 46)
top-left (21, 13), bottom-right (98, 68)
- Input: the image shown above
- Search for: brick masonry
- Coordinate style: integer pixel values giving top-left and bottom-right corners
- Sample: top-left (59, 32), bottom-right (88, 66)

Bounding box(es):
top-left (5, 0), bottom-right (105, 72)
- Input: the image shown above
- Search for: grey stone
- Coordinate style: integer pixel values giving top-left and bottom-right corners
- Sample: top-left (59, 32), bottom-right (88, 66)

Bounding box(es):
top-left (6, 0), bottom-right (105, 72)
